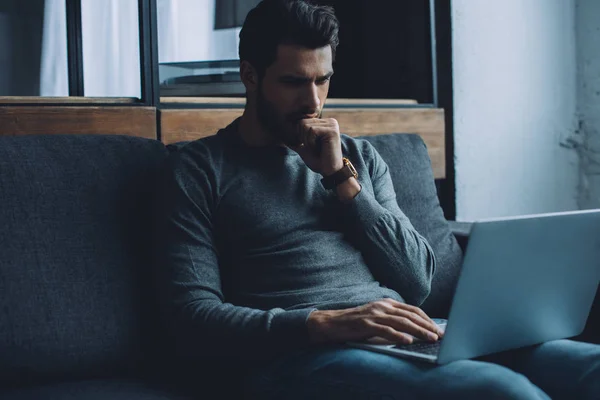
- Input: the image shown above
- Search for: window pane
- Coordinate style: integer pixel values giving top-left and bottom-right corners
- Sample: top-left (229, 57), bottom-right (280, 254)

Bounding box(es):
top-left (0, 0), bottom-right (143, 99)
top-left (157, 0), bottom-right (245, 97)
top-left (81, 0), bottom-right (141, 97)
top-left (157, 0), bottom-right (435, 103)
top-left (0, 0), bottom-right (68, 96)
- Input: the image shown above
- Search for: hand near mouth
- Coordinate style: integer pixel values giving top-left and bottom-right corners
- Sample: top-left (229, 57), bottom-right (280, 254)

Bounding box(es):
top-left (289, 117), bottom-right (344, 177)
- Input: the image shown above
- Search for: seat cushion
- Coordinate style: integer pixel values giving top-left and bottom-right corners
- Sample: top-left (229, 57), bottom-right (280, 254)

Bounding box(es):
top-left (0, 134), bottom-right (169, 386)
top-left (0, 379), bottom-right (195, 400)
top-left (361, 134), bottom-right (463, 317)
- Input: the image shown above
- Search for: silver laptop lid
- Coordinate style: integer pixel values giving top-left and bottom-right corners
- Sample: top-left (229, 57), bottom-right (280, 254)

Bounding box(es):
top-left (438, 210), bottom-right (600, 364)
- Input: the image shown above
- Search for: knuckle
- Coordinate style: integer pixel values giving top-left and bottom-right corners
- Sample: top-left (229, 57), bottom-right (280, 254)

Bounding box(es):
top-left (376, 299), bottom-right (393, 307)
top-left (369, 300), bottom-right (387, 310)
top-left (361, 319), bottom-right (375, 329)
top-left (378, 326), bottom-right (396, 336)
top-left (362, 318), bottom-right (377, 329)
top-left (372, 308), bottom-right (386, 317)
top-left (415, 307), bottom-right (428, 317)
top-left (405, 304), bottom-right (419, 312)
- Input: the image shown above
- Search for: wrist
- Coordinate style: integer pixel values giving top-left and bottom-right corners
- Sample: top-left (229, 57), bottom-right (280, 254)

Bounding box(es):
top-left (321, 160), bottom-right (344, 178)
top-left (335, 177), bottom-right (361, 202)
top-left (306, 310), bottom-right (334, 344)
top-left (320, 157), bottom-right (359, 192)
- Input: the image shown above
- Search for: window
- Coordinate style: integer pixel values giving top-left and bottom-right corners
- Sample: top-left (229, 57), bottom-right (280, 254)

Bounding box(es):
top-left (157, 0), bottom-right (247, 98)
top-left (1, 0), bottom-right (144, 101)
top-left (156, 0), bottom-right (437, 105)
top-left (0, 0), bottom-right (68, 96)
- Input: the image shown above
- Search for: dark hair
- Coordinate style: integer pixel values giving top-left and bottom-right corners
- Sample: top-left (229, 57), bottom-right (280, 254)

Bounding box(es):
top-left (239, 0), bottom-right (339, 77)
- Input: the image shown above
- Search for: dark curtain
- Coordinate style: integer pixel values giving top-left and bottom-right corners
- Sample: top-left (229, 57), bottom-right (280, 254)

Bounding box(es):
top-left (214, 0), bottom-right (261, 29)
top-left (0, 0), bottom-right (45, 95)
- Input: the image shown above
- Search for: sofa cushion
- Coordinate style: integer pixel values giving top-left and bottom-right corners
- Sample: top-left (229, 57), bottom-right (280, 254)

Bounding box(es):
top-left (0, 134), bottom-right (169, 386)
top-left (360, 134), bottom-right (463, 318)
top-left (0, 379), bottom-right (194, 400)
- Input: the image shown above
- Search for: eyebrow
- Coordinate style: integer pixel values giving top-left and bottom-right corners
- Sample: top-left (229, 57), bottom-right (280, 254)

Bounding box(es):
top-left (279, 71), bottom-right (334, 83)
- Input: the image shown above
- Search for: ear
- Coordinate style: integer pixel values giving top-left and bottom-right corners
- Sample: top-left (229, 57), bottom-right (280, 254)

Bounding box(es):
top-left (240, 60), bottom-right (259, 92)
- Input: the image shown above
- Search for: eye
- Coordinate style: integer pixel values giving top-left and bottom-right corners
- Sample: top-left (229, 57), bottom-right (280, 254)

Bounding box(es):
top-left (316, 78), bottom-right (330, 86)
top-left (281, 78), bottom-right (304, 87)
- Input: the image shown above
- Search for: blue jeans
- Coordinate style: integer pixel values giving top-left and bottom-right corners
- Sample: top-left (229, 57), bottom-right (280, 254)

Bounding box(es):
top-left (242, 339), bottom-right (600, 399)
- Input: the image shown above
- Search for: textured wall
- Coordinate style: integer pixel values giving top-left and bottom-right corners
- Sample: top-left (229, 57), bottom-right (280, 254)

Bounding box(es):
top-left (452, 0), bottom-right (580, 221)
top-left (575, 0), bottom-right (600, 209)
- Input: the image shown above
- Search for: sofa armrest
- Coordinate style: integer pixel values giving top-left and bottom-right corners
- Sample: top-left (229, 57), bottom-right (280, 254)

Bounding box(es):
top-left (578, 290), bottom-right (600, 344)
top-left (448, 220), bottom-right (472, 253)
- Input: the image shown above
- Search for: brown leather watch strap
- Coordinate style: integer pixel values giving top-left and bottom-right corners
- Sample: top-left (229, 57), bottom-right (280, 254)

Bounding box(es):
top-left (321, 157), bottom-right (358, 190)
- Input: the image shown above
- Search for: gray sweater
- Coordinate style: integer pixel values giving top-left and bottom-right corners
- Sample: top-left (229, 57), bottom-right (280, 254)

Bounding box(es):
top-left (156, 119), bottom-right (436, 364)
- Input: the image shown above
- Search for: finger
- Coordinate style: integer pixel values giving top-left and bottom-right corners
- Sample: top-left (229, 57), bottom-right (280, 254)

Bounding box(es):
top-left (298, 118), bottom-right (338, 133)
top-left (299, 117), bottom-right (333, 126)
top-left (404, 306), bottom-right (444, 337)
top-left (374, 314), bottom-right (439, 342)
top-left (299, 126), bottom-right (329, 148)
top-left (385, 308), bottom-right (440, 337)
top-left (364, 321), bottom-right (414, 344)
top-left (365, 336), bottom-right (396, 345)
top-left (295, 123), bottom-right (318, 147)
top-left (381, 299), bottom-right (443, 336)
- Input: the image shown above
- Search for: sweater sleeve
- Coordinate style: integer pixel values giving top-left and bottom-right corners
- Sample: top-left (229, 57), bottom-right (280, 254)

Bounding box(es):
top-left (154, 147), bottom-right (315, 364)
top-left (341, 142), bottom-right (436, 306)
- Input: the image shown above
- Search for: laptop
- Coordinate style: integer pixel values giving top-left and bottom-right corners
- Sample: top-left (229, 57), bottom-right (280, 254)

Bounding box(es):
top-left (347, 209), bottom-right (600, 364)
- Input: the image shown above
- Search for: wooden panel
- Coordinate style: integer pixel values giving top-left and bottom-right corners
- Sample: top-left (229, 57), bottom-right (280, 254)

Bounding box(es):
top-left (324, 108), bottom-right (445, 180)
top-left (0, 106), bottom-right (157, 139)
top-left (161, 97), bottom-right (418, 105)
top-left (0, 96), bottom-right (138, 104)
top-left (161, 109), bottom-right (243, 143)
top-left (160, 107), bottom-right (445, 178)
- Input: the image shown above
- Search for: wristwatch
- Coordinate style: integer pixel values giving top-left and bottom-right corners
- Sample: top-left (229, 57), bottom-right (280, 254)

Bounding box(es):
top-left (321, 157), bottom-right (358, 190)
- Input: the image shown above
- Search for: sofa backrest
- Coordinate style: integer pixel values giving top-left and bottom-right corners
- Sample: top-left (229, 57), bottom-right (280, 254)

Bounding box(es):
top-left (0, 134), bottom-right (169, 388)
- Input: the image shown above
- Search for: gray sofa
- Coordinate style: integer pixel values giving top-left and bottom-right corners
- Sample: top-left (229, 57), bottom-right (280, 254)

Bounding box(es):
top-left (0, 133), bottom-right (596, 399)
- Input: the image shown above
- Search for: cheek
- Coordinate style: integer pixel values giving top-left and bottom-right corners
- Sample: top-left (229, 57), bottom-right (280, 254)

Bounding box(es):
top-left (268, 87), bottom-right (298, 113)
top-left (262, 81), bottom-right (285, 101)
top-left (318, 84), bottom-right (330, 105)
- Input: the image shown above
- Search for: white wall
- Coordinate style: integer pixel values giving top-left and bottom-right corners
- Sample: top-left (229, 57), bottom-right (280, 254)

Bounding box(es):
top-left (452, 0), bottom-right (580, 221)
top-left (576, 0), bottom-right (600, 209)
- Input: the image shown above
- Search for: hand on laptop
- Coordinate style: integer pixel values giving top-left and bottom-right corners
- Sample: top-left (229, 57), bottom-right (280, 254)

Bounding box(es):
top-left (306, 298), bottom-right (444, 345)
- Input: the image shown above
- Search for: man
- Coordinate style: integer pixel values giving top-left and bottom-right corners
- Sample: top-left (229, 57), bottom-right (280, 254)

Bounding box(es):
top-left (156, 0), bottom-right (600, 398)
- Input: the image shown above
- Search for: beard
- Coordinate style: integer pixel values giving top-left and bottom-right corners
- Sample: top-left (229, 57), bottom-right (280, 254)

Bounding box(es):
top-left (256, 86), bottom-right (322, 147)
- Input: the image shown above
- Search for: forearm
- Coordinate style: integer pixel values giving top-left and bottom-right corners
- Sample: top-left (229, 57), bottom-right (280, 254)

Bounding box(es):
top-left (158, 248), bottom-right (316, 362)
top-left (171, 296), bottom-right (315, 361)
top-left (341, 188), bottom-right (435, 305)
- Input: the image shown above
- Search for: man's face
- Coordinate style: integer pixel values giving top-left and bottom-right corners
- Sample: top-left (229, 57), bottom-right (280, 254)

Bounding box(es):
top-left (256, 44), bottom-right (333, 147)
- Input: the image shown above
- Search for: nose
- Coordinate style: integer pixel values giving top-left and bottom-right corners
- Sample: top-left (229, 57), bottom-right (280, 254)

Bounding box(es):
top-left (301, 83), bottom-right (321, 115)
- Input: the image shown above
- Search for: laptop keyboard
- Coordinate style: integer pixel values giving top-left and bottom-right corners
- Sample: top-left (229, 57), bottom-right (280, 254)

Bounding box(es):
top-left (393, 340), bottom-right (442, 356)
